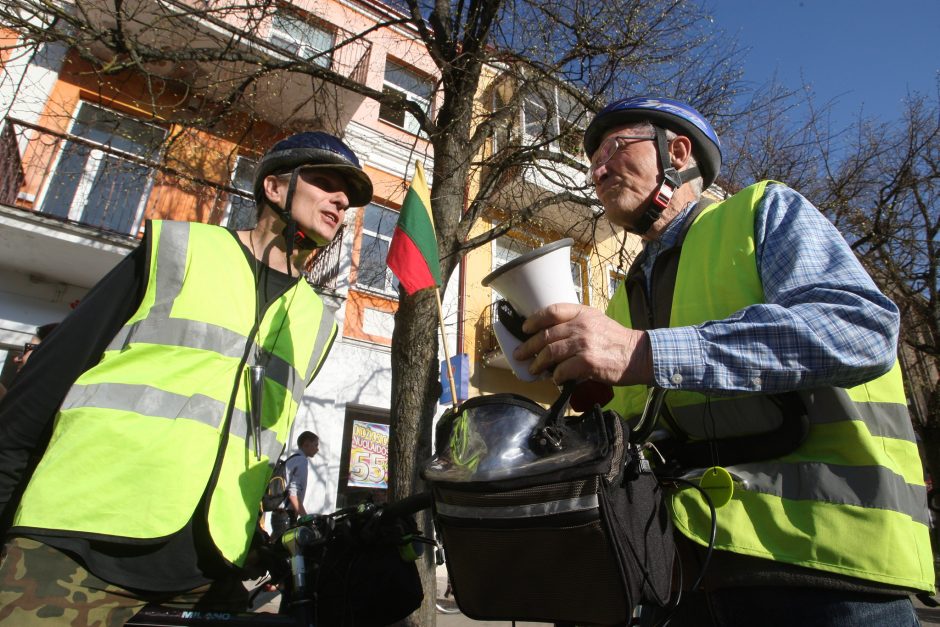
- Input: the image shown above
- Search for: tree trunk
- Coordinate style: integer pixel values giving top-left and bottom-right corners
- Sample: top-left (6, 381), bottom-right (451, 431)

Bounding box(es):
top-left (389, 287), bottom-right (441, 626)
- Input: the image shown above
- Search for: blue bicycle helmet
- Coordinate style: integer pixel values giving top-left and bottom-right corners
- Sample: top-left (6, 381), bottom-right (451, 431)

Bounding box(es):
top-left (584, 97), bottom-right (721, 188)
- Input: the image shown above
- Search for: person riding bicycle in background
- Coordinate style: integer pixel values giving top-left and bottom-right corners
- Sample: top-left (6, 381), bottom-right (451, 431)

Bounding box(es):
top-left (271, 431), bottom-right (321, 536)
top-left (514, 97), bottom-right (934, 625)
top-left (0, 131), bottom-right (372, 625)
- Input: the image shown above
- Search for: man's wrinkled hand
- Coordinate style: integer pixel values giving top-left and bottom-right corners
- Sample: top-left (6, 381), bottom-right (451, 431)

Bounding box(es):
top-left (513, 303), bottom-right (653, 387)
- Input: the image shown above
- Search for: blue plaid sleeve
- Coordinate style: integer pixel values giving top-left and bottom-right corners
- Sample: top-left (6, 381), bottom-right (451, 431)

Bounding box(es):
top-left (648, 183), bottom-right (899, 394)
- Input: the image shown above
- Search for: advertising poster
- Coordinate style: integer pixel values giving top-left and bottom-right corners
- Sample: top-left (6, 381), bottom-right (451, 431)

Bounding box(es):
top-left (347, 420), bottom-right (389, 489)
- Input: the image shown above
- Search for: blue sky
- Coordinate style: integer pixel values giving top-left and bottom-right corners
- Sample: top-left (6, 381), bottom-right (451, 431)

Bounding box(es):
top-left (708, 0), bottom-right (940, 129)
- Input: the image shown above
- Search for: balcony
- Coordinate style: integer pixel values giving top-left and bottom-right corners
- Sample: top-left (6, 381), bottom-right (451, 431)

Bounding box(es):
top-left (1, 116), bottom-right (250, 237)
top-left (0, 116), bottom-right (344, 291)
top-left (64, 0), bottom-right (373, 129)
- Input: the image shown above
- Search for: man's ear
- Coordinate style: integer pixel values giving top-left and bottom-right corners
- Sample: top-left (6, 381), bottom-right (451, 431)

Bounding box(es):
top-left (670, 135), bottom-right (693, 170)
top-left (262, 174), bottom-right (285, 208)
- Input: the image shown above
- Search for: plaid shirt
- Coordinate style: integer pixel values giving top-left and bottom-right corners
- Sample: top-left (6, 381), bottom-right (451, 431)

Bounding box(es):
top-left (644, 183), bottom-right (899, 394)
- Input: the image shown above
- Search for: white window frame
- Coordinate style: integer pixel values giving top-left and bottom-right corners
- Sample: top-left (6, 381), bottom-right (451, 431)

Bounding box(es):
top-left (570, 257), bottom-right (585, 305)
top-left (269, 11), bottom-right (334, 68)
top-left (221, 154), bottom-right (257, 228)
top-left (379, 59), bottom-right (433, 136)
top-left (36, 101), bottom-right (165, 236)
top-left (521, 85), bottom-right (586, 156)
top-left (356, 203), bottom-right (399, 296)
top-left (608, 266), bottom-right (627, 300)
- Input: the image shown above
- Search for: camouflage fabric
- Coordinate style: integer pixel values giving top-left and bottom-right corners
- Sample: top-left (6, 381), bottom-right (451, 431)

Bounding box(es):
top-left (0, 537), bottom-right (248, 626)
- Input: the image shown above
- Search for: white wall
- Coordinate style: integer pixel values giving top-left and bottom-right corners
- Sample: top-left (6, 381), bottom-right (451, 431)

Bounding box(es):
top-left (0, 267), bottom-right (88, 388)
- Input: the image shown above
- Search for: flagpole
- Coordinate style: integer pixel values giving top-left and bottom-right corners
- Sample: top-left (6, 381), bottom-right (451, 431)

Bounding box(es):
top-left (433, 287), bottom-right (459, 409)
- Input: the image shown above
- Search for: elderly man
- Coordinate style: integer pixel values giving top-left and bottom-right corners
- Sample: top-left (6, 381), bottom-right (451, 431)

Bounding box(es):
top-left (515, 97), bottom-right (934, 625)
top-left (0, 132), bottom-right (371, 624)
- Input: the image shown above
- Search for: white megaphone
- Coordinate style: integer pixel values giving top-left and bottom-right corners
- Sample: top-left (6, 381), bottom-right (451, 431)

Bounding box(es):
top-left (482, 238), bottom-right (579, 382)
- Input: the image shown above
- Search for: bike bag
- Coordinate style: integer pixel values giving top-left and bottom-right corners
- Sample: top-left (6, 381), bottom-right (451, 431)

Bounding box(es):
top-left (422, 393), bottom-right (673, 625)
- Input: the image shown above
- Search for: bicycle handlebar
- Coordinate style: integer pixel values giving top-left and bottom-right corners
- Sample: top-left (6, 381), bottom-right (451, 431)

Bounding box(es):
top-left (378, 491), bottom-right (432, 521)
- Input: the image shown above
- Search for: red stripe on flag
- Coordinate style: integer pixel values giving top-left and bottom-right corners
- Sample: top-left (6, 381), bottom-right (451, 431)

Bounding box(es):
top-left (387, 226), bottom-right (437, 295)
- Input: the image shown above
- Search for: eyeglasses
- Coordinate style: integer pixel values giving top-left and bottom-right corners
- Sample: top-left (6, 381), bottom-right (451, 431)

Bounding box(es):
top-left (23, 342), bottom-right (38, 353)
top-left (586, 134), bottom-right (655, 185)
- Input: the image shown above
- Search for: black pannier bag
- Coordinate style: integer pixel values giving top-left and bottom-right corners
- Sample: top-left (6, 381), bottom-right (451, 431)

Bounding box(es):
top-left (422, 392), bottom-right (674, 625)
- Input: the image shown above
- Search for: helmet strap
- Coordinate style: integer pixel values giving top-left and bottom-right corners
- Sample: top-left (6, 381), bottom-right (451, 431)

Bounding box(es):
top-left (630, 126), bottom-right (701, 235)
top-left (280, 169), bottom-right (301, 278)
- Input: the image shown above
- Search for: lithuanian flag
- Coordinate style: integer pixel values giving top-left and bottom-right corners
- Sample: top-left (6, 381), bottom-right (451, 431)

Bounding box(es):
top-left (387, 161), bottom-right (442, 295)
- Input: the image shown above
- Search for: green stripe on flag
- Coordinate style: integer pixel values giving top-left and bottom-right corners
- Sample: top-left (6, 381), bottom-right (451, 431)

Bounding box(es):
top-left (387, 161), bottom-right (442, 294)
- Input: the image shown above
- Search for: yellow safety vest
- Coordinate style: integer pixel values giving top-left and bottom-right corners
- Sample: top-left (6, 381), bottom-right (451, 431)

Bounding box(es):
top-left (605, 182), bottom-right (934, 592)
top-left (14, 220), bottom-right (337, 566)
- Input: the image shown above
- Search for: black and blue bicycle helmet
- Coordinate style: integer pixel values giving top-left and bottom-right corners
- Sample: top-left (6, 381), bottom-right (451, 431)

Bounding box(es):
top-left (253, 131), bottom-right (373, 208)
top-left (584, 97), bottom-right (721, 235)
top-left (584, 97), bottom-right (721, 188)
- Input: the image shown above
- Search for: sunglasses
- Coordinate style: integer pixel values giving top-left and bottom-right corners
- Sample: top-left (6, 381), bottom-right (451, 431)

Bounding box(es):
top-left (23, 342), bottom-right (38, 353)
top-left (586, 134), bottom-right (656, 185)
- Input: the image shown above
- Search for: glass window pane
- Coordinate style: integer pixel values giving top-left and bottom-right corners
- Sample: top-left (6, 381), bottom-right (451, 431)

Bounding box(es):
top-left (381, 60), bottom-right (432, 135)
top-left (74, 104), bottom-right (163, 159)
top-left (41, 142), bottom-right (90, 220)
top-left (358, 234), bottom-right (390, 291)
top-left (523, 98), bottom-right (547, 139)
top-left (378, 86), bottom-right (407, 128)
top-left (232, 156), bottom-right (256, 192)
top-left (41, 103), bottom-right (165, 235)
top-left (570, 262), bottom-right (583, 304)
top-left (271, 13), bottom-right (333, 67)
top-left (81, 156), bottom-right (150, 233)
top-left (362, 203), bottom-right (397, 237)
top-left (493, 236), bottom-right (533, 268)
top-left (385, 61), bottom-right (432, 102)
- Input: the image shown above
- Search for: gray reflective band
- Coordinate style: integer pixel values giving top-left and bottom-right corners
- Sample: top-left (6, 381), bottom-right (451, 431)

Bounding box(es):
top-left (106, 221), bottom-right (193, 353)
top-left (110, 318), bottom-right (248, 359)
top-left (436, 494), bottom-right (599, 520)
top-left (670, 388), bottom-right (915, 444)
top-left (111, 316), bottom-right (306, 402)
top-left (64, 383), bottom-right (226, 430)
top-left (152, 220), bottom-right (191, 320)
top-left (306, 318), bottom-right (337, 382)
top-left (799, 388), bottom-right (916, 442)
top-left (730, 461), bottom-right (930, 526)
top-left (62, 382), bottom-right (285, 460)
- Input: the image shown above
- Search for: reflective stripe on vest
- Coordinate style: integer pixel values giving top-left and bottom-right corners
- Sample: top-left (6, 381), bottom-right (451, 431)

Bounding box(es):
top-left (14, 220), bottom-right (337, 567)
top-left (605, 182), bottom-right (934, 591)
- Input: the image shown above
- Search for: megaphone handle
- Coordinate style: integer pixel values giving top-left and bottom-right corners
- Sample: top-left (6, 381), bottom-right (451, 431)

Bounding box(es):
top-left (496, 300), bottom-right (530, 342)
top-left (545, 381), bottom-right (577, 427)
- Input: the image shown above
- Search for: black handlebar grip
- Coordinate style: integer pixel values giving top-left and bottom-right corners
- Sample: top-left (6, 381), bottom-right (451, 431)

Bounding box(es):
top-left (379, 491), bottom-right (433, 520)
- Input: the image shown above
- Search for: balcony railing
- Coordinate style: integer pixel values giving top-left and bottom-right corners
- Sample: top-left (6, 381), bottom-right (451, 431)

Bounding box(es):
top-left (0, 116), bottom-right (251, 235)
top-left (0, 116), bottom-right (344, 291)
